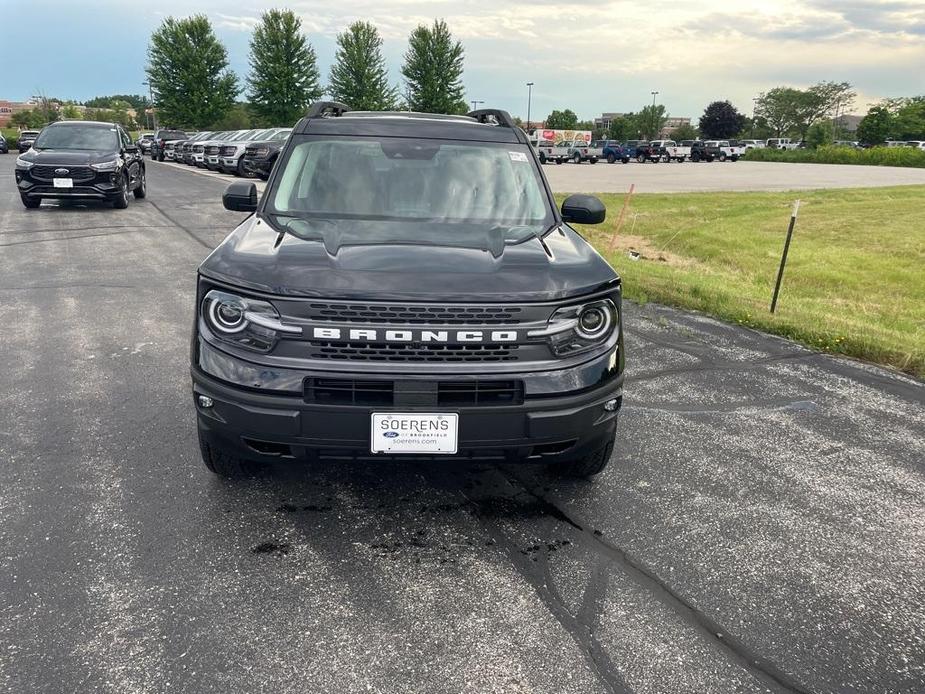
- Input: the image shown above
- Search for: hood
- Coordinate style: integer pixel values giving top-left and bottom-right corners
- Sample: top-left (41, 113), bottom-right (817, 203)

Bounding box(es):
top-left (199, 215), bottom-right (619, 302)
top-left (22, 149), bottom-right (115, 166)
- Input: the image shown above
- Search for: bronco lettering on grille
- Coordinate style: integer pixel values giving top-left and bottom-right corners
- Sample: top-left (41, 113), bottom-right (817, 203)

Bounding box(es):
top-left (310, 327), bottom-right (519, 343)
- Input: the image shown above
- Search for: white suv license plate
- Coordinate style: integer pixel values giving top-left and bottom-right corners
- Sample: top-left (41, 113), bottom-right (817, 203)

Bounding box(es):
top-left (371, 413), bottom-right (458, 454)
top-left (53, 178), bottom-right (73, 188)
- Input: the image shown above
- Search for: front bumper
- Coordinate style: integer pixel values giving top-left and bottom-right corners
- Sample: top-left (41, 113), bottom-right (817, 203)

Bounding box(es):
top-left (17, 170), bottom-right (123, 200)
top-left (193, 365), bottom-right (621, 464)
top-left (242, 156), bottom-right (273, 176)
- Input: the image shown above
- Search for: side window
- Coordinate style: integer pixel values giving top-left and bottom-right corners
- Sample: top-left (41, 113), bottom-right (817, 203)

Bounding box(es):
top-left (118, 128), bottom-right (131, 149)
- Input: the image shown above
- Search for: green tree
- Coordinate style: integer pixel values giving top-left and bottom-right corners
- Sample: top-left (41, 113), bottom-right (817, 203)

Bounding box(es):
top-left (402, 20), bottom-right (466, 114)
top-left (545, 109), bottom-right (578, 129)
top-left (698, 100), bottom-right (746, 139)
top-left (146, 15), bottom-right (238, 128)
top-left (607, 115), bottom-right (635, 141)
top-left (636, 104), bottom-right (668, 139)
top-left (61, 103), bottom-right (82, 119)
top-left (329, 21), bottom-right (398, 111)
top-left (805, 121), bottom-right (833, 148)
top-left (891, 97), bottom-right (925, 139)
top-left (671, 123), bottom-right (698, 141)
top-left (856, 105), bottom-right (894, 145)
top-left (11, 110), bottom-right (46, 129)
top-left (211, 103), bottom-right (253, 130)
top-left (247, 9), bottom-right (321, 126)
top-left (754, 87), bottom-right (803, 137)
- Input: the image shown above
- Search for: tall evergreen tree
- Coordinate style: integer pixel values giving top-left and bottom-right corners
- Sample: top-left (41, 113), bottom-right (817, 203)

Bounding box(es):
top-left (146, 15), bottom-right (238, 128)
top-left (401, 20), bottom-right (466, 114)
top-left (247, 9), bottom-right (322, 126)
top-left (329, 22), bottom-right (398, 111)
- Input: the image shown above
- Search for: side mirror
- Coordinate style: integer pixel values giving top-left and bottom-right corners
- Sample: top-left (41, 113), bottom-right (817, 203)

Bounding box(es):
top-left (561, 194), bottom-right (606, 225)
top-left (223, 181), bottom-right (258, 212)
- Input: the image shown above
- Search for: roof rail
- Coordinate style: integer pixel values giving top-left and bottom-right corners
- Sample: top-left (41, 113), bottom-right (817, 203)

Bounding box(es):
top-left (305, 101), bottom-right (351, 118)
top-left (467, 109), bottom-right (516, 129)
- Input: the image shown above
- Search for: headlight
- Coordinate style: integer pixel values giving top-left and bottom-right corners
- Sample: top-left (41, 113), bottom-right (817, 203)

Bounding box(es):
top-left (15, 156), bottom-right (33, 169)
top-left (529, 299), bottom-right (618, 357)
top-left (90, 159), bottom-right (121, 172)
top-left (201, 289), bottom-right (300, 352)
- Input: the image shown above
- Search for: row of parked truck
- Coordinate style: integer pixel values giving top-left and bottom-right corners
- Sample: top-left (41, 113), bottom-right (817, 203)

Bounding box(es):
top-left (533, 138), bottom-right (768, 164)
top-left (138, 127), bottom-right (292, 179)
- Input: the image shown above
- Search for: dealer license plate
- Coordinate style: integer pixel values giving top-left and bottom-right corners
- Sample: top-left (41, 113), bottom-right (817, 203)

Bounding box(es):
top-left (371, 413), bottom-right (458, 454)
top-left (53, 178), bottom-right (73, 188)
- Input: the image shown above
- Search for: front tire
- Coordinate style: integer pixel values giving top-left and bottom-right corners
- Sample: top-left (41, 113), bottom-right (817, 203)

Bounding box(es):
top-left (719, 152), bottom-right (727, 162)
top-left (133, 168), bottom-right (147, 199)
top-left (607, 153), bottom-right (616, 164)
top-left (113, 174), bottom-right (129, 209)
top-left (21, 194), bottom-right (40, 209)
top-left (198, 430), bottom-right (246, 477)
top-left (572, 154), bottom-right (581, 164)
top-left (539, 153), bottom-right (547, 164)
top-left (553, 437), bottom-right (614, 478)
top-left (636, 154), bottom-right (645, 163)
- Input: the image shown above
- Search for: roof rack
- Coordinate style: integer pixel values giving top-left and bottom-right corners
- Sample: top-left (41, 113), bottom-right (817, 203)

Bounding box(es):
top-left (305, 101), bottom-right (351, 118)
top-left (466, 109), bottom-right (516, 129)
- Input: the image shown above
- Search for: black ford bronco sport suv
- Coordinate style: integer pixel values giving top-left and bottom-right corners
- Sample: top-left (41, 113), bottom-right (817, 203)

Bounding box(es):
top-left (192, 103), bottom-right (625, 478)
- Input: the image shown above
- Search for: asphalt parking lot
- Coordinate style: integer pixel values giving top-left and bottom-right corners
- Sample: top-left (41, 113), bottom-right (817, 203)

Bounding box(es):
top-left (160, 156), bottom-right (925, 194)
top-left (1, 155), bottom-right (923, 693)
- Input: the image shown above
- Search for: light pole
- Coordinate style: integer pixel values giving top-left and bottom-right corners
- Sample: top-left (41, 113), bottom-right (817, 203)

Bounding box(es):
top-left (651, 90), bottom-right (659, 107)
top-left (526, 82), bottom-right (534, 131)
top-left (471, 100), bottom-right (483, 111)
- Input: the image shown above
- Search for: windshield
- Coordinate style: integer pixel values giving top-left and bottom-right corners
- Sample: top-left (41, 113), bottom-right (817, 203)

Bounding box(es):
top-left (268, 137), bottom-right (553, 243)
top-left (33, 124), bottom-right (118, 151)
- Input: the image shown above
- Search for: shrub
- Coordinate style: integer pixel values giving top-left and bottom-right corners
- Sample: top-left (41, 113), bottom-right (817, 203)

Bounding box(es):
top-left (743, 145), bottom-right (925, 168)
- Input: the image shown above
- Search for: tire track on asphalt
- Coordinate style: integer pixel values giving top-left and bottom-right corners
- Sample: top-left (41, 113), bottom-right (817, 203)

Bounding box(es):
top-left (501, 470), bottom-right (815, 694)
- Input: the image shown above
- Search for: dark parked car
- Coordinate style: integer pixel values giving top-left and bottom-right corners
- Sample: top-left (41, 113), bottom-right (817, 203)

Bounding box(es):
top-left (620, 140), bottom-right (649, 160)
top-left (18, 130), bottom-right (40, 153)
top-left (150, 128), bottom-right (188, 161)
top-left (0, 133), bottom-right (8, 154)
top-left (15, 121), bottom-right (146, 209)
top-left (193, 102), bottom-right (624, 479)
top-left (689, 140), bottom-right (726, 162)
top-left (241, 128), bottom-right (292, 179)
top-left (632, 141), bottom-right (667, 163)
top-left (601, 140), bottom-right (630, 164)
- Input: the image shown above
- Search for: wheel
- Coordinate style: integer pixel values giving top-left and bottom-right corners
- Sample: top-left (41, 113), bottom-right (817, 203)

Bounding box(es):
top-left (552, 437), bottom-right (614, 478)
top-left (661, 154), bottom-right (670, 163)
top-left (555, 158), bottom-right (562, 165)
top-left (539, 153), bottom-right (547, 164)
top-left (731, 155), bottom-right (739, 162)
top-left (636, 154), bottom-right (645, 163)
top-left (572, 153), bottom-right (581, 164)
top-left (590, 158), bottom-right (598, 164)
top-left (157, 153), bottom-right (164, 162)
top-left (719, 152), bottom-right (727, 162)
top-left (236, 157), bottom-right (251, 177)
top-left (198, 429), bottom-right (246, 477)
top-left (622, 157), bottom-right (629, 164)
top-left (606, 153), bottom-right (616, 164)
top-left (20, 194), bottom-right (40, 209)
top-left (112, 173), bottom-right (129, 209)
top-left (133, 167), bottom-right (146, 199)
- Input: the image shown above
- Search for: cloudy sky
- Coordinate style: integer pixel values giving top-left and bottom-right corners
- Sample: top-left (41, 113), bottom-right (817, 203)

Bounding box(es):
top-left (3, 0), bottom-right (923, 121)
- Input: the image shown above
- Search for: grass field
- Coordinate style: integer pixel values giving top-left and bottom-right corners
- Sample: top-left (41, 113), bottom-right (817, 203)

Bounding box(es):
top-left (563, 186), bottom-right (925, 377)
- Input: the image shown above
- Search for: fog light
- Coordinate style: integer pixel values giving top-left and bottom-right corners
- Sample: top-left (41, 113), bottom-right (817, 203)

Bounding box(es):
top-left (198, 395), bottom-right (214, 408)
top-left (604, 398), bottom-right (619, 412)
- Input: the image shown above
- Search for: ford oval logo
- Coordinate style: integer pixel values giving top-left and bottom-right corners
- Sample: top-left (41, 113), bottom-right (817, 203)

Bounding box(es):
top-left (54, 168), bottom-right (69, 175)
top-left (383, 431), bottom-right (399, 438)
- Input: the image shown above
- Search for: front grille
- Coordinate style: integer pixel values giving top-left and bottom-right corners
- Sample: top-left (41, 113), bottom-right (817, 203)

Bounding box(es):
top-left (309, 341), bottom-right (519, 362)
top-left (220, 146), bottom-right (236, 156)
top-left (205, 145), bottom-right (220, 155)
top-left (437, 380), bottom-right (523, 405)
top-left (31, 165), bottom-right (95, 182)
top-left (306, 303), bottom-right (523, 325)
top-left (303, 377), bottom-right (524, 406)
top-left (305, 378), bottom-right (394, 405)
top-left (193, 145), bottom-right (204, 153)
top-left (245, 146), bottom-right (267, 157)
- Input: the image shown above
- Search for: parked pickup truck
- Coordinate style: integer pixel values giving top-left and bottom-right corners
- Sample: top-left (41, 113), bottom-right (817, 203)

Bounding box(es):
top-left (568, 141), bottom-right (600, 163)
top-left (704, 140), bottom-right (744, 161)
top-left (654, 139), bottom-right (692, 162)
top-left (767, 138), bottom-right (799, 150)
top-left (633, 141), bottom-right (668, 163)
top-left (536, 140), bottom-right (571, 164)
top-left (601, 140), bottom-right (630, 164)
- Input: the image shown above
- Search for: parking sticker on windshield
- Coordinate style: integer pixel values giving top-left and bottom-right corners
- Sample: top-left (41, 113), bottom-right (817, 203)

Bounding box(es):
top-left (509, 151), bottom-right (528, 162)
